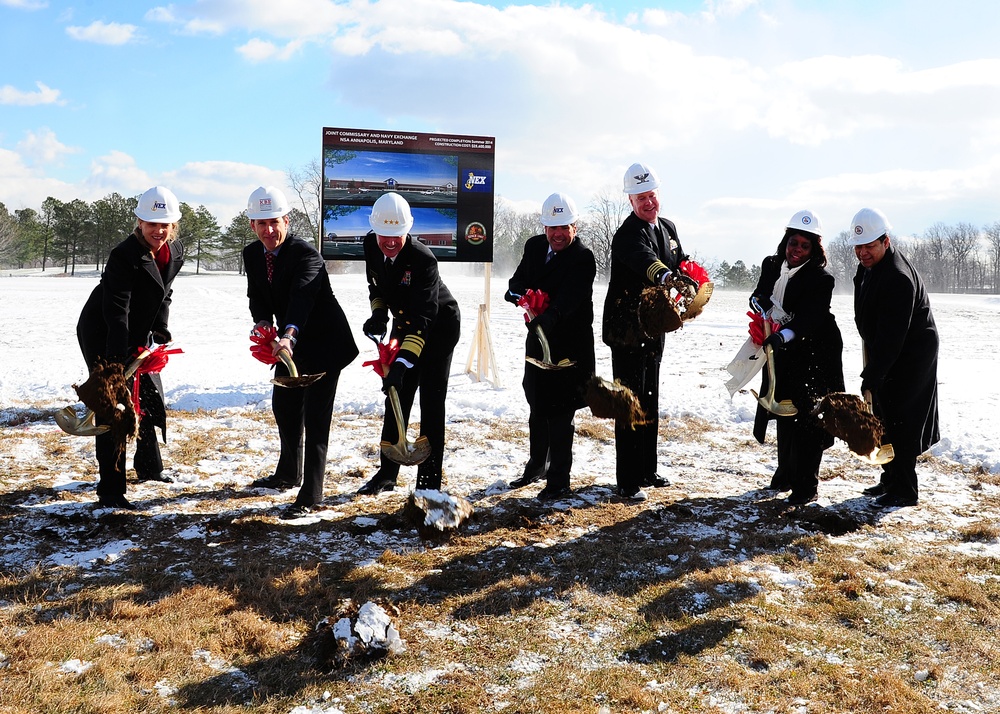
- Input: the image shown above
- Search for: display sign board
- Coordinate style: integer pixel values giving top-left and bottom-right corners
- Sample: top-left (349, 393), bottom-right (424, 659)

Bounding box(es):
top-left (321, 127), bottom-right (495, 262)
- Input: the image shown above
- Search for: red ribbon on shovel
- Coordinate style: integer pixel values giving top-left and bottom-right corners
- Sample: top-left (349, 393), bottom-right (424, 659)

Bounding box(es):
top-left (131, 343), bottom-right (183, 416)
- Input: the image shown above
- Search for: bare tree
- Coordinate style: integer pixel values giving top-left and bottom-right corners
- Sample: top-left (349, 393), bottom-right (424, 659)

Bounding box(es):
top-left (983, 221), bottom-right (1000, 293)
top-left (920, 223), bottom-right (950, 292)
top-left (584, 185), bottom-right (630, 282)
top-left (826, 230), bottom-right (857, 292)
top-left (947, 222), bottom-right (980, 292)
top-left (287, 158), bottom-right (323, 249)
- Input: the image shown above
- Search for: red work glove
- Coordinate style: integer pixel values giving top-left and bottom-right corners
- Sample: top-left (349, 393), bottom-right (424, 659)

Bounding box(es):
top-left (250, 323), bottom-right (279, 365)
top-left (747, 311), bottom-right (781, 347)
top-left (679, 259), bottom-right (710, 287)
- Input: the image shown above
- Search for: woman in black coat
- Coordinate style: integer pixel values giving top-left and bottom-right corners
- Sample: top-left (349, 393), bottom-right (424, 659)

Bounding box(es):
top-left (76, 186), bottom-right (185, 509)
top-left (750, 210), bottom-right (844, 504)
top-left (505, 193), bottom-right (596, 499)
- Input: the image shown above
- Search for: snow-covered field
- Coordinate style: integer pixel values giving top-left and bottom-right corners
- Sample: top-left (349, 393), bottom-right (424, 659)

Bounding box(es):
top-left (2, 268), bottom-right (1000, 712)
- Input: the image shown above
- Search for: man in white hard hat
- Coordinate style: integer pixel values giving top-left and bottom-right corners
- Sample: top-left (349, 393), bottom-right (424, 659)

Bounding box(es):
top-left (76, 186), bottom-right (186, 509)
top-left (357, 192), bottom-right (461, 495)
top-left (602, 162), bottom-right (691, 501)
top-left (850, 207), bottom-right (939, 509)
top-left (243, 185), bottom-right (358, 518)
top-left (503, 192), bottom-right (596, 499)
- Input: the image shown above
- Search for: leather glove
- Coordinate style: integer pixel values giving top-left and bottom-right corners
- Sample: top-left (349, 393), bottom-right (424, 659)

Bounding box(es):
top-left (528, 310), bottom-right (556, 334)
top-left (363, 311), bottom-right (389, 339)
top-left (382, 361), bottom-right (408, 394)
top-left (504, 289), bottom-right (521, 305)
top-left (762, 332), bottom-right (785, 350)
top-left (150, 329), bottom-right (171, 345)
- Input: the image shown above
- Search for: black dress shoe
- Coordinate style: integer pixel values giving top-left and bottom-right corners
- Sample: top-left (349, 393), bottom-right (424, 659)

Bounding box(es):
top-left (357, 474), bottom-right (397, 495)
top-left (97, 495), bottom-right (137, 510)
top-left (766, 476), bottom-right (791, 491)
top-left (510, 470), bottom-right (544, 489)
top-left (614, 487), bottom-right (648, 502)
top-left (281, 503), bottom-right (315, 519)
top-left (642, 474), bottom-right (670, 488)
top-left (251, 475), bottom-right (299, 490)
top-left (862, 483), bottom-right (886, 497)
top-left (537, 483), bottom-right (572, 500)
top-left (786, 490), bottom-right (817, 505)
top-left (138, 473), bottom-right (174, 483)
top-left (870, 493), bottom-right (918, 510)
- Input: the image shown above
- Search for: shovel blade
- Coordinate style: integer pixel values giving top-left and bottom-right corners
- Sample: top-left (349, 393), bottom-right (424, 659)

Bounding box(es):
top-left (525, 356), bottom-right (576, 371)
top-left (853, 443), bottom-right (895, 466)
top-left (271, 371), bottom-right (326, 388)
top-left (380, 435), bottom-right (432, 466)
top-left (750, 390), bottom-right (798, 417)
top-left (54, 406), bottom-right (109, 436)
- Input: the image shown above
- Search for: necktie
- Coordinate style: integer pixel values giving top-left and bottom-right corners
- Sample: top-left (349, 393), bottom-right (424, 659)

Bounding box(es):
top-left (545, 250), bottom-right (554, 264)
top-left (653, 224), bottom-right (667, 259)
top-left (265, 252), bottom-right (275, 283)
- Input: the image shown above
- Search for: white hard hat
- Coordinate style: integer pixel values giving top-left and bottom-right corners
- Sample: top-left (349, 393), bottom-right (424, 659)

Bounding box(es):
top-left (134, 186), bottom-right (181, 223)
top-left (623, 162), bottom-right (660, 195)
top-left (849, 208), bottom-right (892, 245)
top-left (246, 186), bottom-right (291, 220)
top-left (540, 192), bottom-right (579, 227)
top-left (369, 192), bottom-right (413, 237)
top-left (786, 209), bottom-right (823, 236)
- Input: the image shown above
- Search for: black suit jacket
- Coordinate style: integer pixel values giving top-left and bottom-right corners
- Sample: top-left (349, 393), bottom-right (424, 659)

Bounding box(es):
top-left (602, 212), bottom-right (686, 352)
top-left (243, 236), bottom-right (358, 375)
top-left (509, 234), bottom-right (596, 410)
top-left (364, 233), bottom-right (460, 365)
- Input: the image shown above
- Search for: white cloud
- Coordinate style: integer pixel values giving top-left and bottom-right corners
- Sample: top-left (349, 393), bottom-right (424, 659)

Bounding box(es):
top-left (86, 151), bottom-right (153, 194)
top-left (15, 128), bottom-right (80, 165)
top-left (66, 21), bottom-right (139, 45)
top-left (236, 37), bottom-right (306, 62)
top-left (0, 81), bottom-right (63, 106)
top-left (0, 0), bottom-right (47, 9)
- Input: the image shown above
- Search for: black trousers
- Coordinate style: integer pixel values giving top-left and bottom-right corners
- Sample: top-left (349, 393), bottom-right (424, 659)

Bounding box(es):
top-left (526, 408), bottom-right (576, 488)
top-left (877, 441), bottom-right (919, 501)
top-left (95, 373), bottom-right (162, 500)
top-left (611, 348), bottom-right (661, 491)
top-left (378, 336), bottom-right (458, 490)
top-left (271, 366), bottom-right (341, 507)
top-left (774, 416), bottom-right (825, 497)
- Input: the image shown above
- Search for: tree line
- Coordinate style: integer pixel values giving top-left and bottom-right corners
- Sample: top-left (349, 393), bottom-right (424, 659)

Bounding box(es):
top-left (4, 172), bottom-right (1000, 295)
top-left (494, 189), bottom-right (1000, 294)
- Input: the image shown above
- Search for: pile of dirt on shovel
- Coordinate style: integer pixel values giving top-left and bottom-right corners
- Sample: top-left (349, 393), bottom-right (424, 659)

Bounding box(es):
top-left (638, 285), bottom-right (683, 336)
top-left (585, 375), bottom-right (646, 428)
top-left (814, 392), bottom-right (884, 456)
top-left (74, 359), bottom-right (137, 458)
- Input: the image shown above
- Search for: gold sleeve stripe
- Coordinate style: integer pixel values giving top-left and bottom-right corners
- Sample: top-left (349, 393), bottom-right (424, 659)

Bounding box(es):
top-left (400, 335), bottom-right (426, 357)
top-left (646, 261), bottom-right (669, 284)
top-left (370, 298), bottom-right (388, 311)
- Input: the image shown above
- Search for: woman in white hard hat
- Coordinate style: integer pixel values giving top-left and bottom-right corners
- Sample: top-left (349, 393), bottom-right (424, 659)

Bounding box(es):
top-left (748, 210), bottom-right (844, 505)
top-left (76, 186), bottom-right (185, 509)
top-left (504, 192), bottom-right (596, 499)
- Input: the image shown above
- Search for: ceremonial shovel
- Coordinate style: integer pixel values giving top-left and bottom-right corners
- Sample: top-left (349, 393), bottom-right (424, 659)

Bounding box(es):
top-left (270, 344), bottom-right (325, 388)
top-left (750, 319), bottom-right (798, 417)
top-left (366, 334), bottom-right (431, 466)
top-left (55, 349), bottom-right (153, 437)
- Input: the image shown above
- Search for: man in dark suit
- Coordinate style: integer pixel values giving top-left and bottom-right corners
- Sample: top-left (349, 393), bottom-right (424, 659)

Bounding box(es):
top-left (357, 192), bottom-right (461, 495)
top-left (602, 162), bottom-right (689, 501)
top-left (504, 192), bottom-right (596, 499)
top-left (850, 207), bottom-right (940, 509)
top-left (243, 186), bottom-right (358, 518)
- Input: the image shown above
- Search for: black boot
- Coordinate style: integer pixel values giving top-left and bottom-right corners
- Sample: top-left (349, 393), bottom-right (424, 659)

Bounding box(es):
top-left (357, 469), bottom-right (397, 495)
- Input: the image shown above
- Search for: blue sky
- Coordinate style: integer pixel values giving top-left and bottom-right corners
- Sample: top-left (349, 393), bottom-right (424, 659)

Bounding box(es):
top-left (3, 0), bottom-right (1000, 264)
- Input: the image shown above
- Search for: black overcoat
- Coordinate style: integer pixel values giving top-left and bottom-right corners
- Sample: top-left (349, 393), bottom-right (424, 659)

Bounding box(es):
top-left (602, 212), bottom-right (686, 353)
top-left (853, 245), bottom-right (940, 454)
top-left (243, 236), bottom-right (358, 375)
top-left (77, 231), bottom-right (185, 437)
top-left (364, 233), bottom-right (461, 365)
top-left (751, 256), bottom-right (845, 442)
top-left (509, 234), bottom-right (596, 412)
